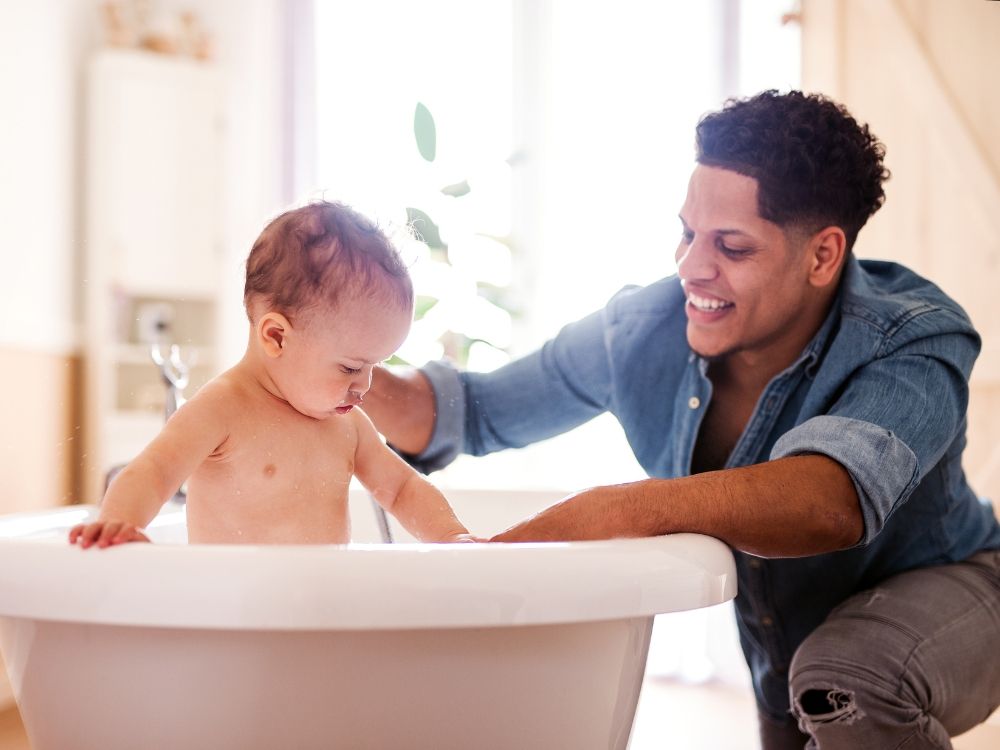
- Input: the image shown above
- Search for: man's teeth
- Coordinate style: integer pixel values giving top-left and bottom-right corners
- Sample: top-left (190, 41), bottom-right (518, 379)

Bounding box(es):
top-left (688, 292), bottom-right (733, 311)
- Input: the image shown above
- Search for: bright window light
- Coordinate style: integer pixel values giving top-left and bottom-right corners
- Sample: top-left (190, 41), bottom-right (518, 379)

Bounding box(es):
top-left (311, 1), bottom-right (799, 491)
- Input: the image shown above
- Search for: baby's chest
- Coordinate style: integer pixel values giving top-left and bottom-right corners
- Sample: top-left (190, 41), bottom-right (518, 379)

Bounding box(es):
top-left (208, 418), bottom-right (357, 491)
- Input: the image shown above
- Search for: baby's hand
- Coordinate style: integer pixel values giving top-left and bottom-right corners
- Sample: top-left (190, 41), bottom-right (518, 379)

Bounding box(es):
top-left (68, 521), bottom-right (151, 549)
top-left (439, 532), bottom-right (485, 544)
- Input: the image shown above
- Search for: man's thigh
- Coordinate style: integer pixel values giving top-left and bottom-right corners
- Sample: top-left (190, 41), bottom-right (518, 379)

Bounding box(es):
top-left (788, 550), bottom-right (1000, 749)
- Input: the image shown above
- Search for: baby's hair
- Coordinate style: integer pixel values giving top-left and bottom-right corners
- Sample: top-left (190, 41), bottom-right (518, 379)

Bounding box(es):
top-left (243, 201), bottom-right (414, 324)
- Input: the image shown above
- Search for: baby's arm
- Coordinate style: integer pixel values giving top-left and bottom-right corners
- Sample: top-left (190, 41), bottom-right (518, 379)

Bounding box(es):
top-left (353, 409), bottom-right (471, 542)
top-left (69, 384), bottom-right (230, 548)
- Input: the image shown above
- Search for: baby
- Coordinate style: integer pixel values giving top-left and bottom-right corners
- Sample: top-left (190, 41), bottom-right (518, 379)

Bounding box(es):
top-left (70, 201), bottom-right (472, 547)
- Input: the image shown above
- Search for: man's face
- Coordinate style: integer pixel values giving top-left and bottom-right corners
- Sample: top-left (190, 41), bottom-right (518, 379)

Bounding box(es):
top-left (675, 165), bottom-right (818, 366)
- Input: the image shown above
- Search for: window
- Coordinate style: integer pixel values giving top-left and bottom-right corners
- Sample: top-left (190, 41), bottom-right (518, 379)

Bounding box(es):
top-left (310, 0), bottom-right (799, 490)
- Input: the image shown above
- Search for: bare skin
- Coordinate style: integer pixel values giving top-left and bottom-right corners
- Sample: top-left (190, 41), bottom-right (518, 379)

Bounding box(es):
top-left (366, 166), bottom-right (865, 556)
top-left (69, 293), bottom-right (472, 548)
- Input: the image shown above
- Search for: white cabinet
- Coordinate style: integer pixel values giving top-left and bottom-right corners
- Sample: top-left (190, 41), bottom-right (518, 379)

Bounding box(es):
top-left (84, 49), bottom-right (223, 501)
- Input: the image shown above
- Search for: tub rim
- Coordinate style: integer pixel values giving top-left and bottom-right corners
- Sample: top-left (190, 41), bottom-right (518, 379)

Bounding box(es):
top-left (0, 505), bottom-right (737, 631)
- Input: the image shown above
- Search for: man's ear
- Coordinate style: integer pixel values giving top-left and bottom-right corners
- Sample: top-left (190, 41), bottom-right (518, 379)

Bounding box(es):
top-left (257, 312), bottom-right (292, 358)
top-left (806, 226), bottom-right (848, 289)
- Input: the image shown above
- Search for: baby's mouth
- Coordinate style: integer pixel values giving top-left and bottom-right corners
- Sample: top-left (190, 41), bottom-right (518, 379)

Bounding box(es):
top-left (335, 392), bottom-right (365, 414)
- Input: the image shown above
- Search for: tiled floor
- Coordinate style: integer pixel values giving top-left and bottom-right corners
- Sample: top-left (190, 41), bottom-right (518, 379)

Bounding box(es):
top-left (3, 679), bottom-right (998, 749)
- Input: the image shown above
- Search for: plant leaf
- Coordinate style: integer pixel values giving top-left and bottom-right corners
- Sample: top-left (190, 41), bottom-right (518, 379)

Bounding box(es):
top-left (441, 179), bottom-right (471, 197)
top-left (414, 102), bottom-right (436, 162)
top-left (414, 295), bottom-right (439, 319)
top-left (406, 207), bottom-right (447, 250)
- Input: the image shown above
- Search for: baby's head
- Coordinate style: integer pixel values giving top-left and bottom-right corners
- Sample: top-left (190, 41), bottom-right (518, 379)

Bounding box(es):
top-left (243, 201), bottom-right (414, 419)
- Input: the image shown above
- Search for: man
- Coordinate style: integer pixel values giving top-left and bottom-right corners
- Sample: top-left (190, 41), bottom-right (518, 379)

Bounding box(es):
top-left (363, 91), bottom-right (1000, 749)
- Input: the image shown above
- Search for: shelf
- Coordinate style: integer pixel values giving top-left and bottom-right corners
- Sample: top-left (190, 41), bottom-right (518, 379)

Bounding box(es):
top-left (113, 344), bottom-right (213, 367)
top-left (84, 49), bottom-right (224, 500)
top-left (105, 410), bottom-right (166, 468)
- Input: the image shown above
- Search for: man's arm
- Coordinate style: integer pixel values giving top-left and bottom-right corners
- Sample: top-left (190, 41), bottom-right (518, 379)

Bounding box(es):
top-left (364, 366), bottom-right (436, 456)
top-left (366, 303), bottom-right (619, 474)
top-left (492, 455), bottom-right (864, 557)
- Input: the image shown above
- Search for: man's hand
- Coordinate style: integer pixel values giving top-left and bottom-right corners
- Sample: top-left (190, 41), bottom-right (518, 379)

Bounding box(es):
top-left (490, 485), bottom-right (645, 543)
top-left (69, 520), bottom-right (151, 549)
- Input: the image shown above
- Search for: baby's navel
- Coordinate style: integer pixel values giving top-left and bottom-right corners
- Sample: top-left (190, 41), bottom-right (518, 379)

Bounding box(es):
top-left (263, 463), bottom-right (277, 478)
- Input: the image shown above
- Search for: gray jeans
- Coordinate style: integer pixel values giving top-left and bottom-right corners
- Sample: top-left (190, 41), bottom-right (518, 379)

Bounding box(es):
top-left (757, 550), bottom-right (1000, 750)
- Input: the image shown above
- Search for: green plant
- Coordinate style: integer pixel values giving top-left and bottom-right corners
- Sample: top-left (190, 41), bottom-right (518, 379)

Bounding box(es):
top-left (395, 101), bottom-right (517, 368)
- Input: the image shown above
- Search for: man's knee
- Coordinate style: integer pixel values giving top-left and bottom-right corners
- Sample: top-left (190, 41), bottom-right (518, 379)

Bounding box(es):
top-left (788, 626), bottom-right (903, 734)
top-left (788, 658), bottom-right (868, 732)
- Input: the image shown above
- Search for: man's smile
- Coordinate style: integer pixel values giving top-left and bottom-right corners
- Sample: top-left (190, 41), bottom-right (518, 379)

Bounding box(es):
top-left (687, 290), bottom-right (734, 311)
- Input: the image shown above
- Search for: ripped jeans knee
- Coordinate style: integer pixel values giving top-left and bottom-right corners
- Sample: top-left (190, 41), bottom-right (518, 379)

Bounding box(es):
top-left (787, 662), bottom-right (885, 749)
top-left (793, 685), bottom-right (866, 730)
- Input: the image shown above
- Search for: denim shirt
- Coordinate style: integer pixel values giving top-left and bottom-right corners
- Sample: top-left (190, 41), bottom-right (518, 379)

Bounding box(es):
top-left (409, 256), bottom-right (1000, 719)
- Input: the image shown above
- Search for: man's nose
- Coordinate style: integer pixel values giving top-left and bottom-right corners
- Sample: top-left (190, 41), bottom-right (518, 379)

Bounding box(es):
top-left (676, 237), bottom-right (718, 282)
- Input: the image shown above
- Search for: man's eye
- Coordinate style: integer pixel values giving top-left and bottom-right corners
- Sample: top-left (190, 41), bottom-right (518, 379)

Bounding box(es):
top-left (719, 242), bottom-right (751, 257)
top-left (341, 366), bottom-right (361, 375)
top-left (680, 231), bottom-right (694, 244)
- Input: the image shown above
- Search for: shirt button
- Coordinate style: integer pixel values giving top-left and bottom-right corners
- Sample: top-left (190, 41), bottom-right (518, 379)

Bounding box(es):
top-left (688, 396), bottom-right (701, 409)
top-left (761, 615), bottom-right (774, 627)
top-left (748, 558), bottom-right (762, 570)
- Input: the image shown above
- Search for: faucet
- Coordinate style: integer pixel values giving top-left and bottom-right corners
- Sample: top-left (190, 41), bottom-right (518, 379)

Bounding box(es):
top-left (150, 341), bottom-right (190, 422)
top-left (150, 341), bottom-right (190, 504)
top-left (102, 342), bottom-right (190, 504)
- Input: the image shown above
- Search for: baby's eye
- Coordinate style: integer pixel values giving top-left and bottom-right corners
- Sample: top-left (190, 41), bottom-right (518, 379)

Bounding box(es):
top-left (340, 366), bottom-right (362, 375)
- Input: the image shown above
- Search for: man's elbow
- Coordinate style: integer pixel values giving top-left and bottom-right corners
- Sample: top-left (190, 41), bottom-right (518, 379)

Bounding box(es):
top-left (816, 456), bottom-right (865, 550)
top-left (827, 503), bottom-right (864, 550)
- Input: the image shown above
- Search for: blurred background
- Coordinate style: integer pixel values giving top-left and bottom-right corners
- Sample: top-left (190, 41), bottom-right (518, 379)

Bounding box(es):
top-left (1, 1), bottom-right (999, 746)
top-left (6, 0), bottom-right (997, 511)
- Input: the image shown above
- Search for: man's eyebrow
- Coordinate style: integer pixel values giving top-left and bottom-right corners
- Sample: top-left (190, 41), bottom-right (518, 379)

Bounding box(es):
top-left (678, 215), bottom-right (754, 238)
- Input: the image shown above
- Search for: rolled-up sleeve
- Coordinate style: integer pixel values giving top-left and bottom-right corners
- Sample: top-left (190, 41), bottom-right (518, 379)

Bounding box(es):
top-left (772, 415), bottom-right (918, 545)
top-left (770, 317), bottom-right (979, 546)
top-left (400, 360), bottom-right (467, 474)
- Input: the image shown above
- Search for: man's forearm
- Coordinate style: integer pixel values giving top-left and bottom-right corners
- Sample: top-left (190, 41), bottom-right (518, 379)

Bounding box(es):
top-left (628, 455), bottom-right (863, 556)
top-left (492, 454), bottom-right (864, 556)
top-left (364, 367), bottom-right (436, 455)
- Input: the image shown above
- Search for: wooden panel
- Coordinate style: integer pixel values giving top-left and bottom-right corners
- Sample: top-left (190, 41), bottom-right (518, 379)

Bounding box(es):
top-left (801, 0), bottom-right (1000, 500)
top-left (0, 347), bottom-right (80, 513)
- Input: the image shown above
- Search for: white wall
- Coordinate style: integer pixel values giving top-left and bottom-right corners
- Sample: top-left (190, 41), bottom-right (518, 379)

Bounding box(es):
top-left (0, 1), bottom-right (93, 354)
top-left (0, 0), bottom-right (288, 360)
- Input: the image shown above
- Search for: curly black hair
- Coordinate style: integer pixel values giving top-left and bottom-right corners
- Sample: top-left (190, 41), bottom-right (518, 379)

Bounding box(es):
top-left (695, 90), bottom-right (890, 250)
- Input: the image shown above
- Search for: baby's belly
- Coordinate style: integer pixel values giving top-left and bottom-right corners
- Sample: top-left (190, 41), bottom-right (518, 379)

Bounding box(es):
top-left (183, 483), bottom-right (352, 545)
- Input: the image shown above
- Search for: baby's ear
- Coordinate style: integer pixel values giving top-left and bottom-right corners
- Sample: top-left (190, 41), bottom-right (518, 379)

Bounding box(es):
top-left (257, 312), bottom-right (291, 358)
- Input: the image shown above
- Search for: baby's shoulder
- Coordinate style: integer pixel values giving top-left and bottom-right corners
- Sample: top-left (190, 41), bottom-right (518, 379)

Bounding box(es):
top-left (185, 370), bottom-right (241, 408)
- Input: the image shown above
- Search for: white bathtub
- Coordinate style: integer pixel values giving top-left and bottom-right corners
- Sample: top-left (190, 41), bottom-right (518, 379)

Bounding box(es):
top-left (0, 493), bottom-right (736, 750)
